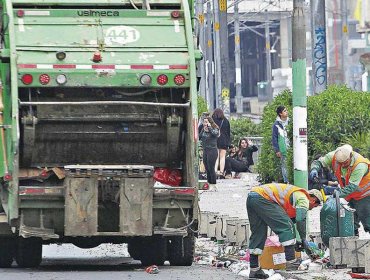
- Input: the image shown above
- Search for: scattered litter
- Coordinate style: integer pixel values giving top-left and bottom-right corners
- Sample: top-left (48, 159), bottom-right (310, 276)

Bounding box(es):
top-left (228, 261), bottom-right (249, 274)
top-left (268, 273), bottom-right (285, 280)
top-left (145, 265), bottom-right (159, 274)
top-left (348, 272), bottom-right (370, 279)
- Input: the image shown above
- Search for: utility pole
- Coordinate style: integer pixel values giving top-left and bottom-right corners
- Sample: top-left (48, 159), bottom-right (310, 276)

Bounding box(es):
top-left (310, 0), bottom-right (327, 94)
top-left (212, 0), bottom-right (222, 109)
top-left (218, 0), bottom-right (230, 117)
top-left (265, 12), bottom-right (272, 101)
top-left (206, 1), bottom-right (215, 110)
top-left (292, 0), bottom-right (308, 189)
top-left (234, 0), bottom-right (242, 115)
top-left (341, 0), bottom-right (348, 85)
top-left (196, 0), bottom-right (207, 99)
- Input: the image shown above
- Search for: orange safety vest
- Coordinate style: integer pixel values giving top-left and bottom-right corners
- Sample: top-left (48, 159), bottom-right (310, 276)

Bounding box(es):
top-left (252, 183), bottom-right (310, 218)
top-left (332, 152), bottom-right (370, 200)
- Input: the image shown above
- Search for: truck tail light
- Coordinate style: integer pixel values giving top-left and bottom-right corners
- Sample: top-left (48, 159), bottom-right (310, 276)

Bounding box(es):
top-left (56, 51), bottom-right (66, 60)
top-left (157, 74), bottom-right (168, 85)
top-left (56, 74), bottom-right (67, 85)
top-left (171, 11), bottom-right (180, 18)
top-left (93, 51), bottom-right (102, 62)
top-left (174, 74), bottom-right (185, 85)
top-left (17, 10), bottom-right (25, 17)
top-left (4, 173), bottom-right (12, 181)
top-left (21, 74), bottom-right (33, 85)
top-left (140, 74), bottom-right (152, 85)
top-left (39, 74), bottom-right (50, 85)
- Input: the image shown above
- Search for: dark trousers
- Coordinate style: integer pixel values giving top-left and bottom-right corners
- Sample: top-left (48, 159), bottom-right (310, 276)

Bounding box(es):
top-left (224, 157), bottom-right (250, 175)
top-left (349, 196), bottom-right (370, 233)
top-left (203, 148), bottom-right (218, 184)
top-left (247, 192), bottom-right (295, 255)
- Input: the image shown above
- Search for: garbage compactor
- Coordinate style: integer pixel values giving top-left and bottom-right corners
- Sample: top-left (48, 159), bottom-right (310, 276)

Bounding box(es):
top-left (320, 191), bottom-right (356, 247)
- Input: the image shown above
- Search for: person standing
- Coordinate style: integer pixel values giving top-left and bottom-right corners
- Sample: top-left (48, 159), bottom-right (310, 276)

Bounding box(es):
top-left (309, 144), bottom-right (370, 235)
top-left (212, 108), bottom-right (231, 178)
top-left (247, 183), bottom-right (323, 278)
top-left (272, 106), bottom-right (290, 183)
top-left (199, 116), bottom-right (220, 191)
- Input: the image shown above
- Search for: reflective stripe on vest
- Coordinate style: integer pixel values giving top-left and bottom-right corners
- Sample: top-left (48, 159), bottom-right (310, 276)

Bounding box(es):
top-left (251, 183), bottom-right (309, 218)
top-left (332, 152), bottom-right (370, 200)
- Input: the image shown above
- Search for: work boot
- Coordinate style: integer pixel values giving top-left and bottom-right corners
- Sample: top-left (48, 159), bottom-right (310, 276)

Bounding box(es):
top-left (249, 267), bottom-right (269, 279)
top-left (285, 259), bottom-right (301, 271)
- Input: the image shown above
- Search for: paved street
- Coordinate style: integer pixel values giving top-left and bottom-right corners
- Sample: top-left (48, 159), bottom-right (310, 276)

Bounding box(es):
top-left (0, 243), bottom-right (243, 280)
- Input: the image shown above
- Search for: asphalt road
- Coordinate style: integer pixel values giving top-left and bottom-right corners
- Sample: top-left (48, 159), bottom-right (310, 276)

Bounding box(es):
top-left (1, 175), bottom-right (254, 280)
top-left (0, 243), bottom-right (243, 280)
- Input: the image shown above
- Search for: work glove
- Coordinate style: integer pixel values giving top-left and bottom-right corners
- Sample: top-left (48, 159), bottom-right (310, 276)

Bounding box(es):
top-left (302, 239), bottom-right (310, 250)
top-left (295, 239), bottom-right (310, 252)
top-left (301, 239), bottom-right (320, 260)
top-left (309, 169), bottom-right (320, 184)
top-left (295, 241), bottom-right (304, 252)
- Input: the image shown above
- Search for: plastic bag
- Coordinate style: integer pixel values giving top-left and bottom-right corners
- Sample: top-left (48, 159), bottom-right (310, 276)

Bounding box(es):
top-left (153, 168), bottom-right (182, 186)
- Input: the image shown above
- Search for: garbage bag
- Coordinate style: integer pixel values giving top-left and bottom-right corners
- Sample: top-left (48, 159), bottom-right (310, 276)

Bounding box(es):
top-left (153, 168), bottom-right (182, 186)
top-left (320, 196), bottom-right (355, 247)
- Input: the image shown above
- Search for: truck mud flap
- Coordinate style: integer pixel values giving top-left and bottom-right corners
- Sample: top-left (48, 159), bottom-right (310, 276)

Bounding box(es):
top-left (64, 165), bottom-right (154, 236)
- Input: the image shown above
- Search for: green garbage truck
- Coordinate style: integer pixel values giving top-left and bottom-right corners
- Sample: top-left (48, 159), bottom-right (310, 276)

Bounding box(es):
top-left (0, 0), bottom-right (200, 267)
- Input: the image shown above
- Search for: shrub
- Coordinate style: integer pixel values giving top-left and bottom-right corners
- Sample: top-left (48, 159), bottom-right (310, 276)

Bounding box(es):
top-left (197, 95), bottom-right (208, 118)
top-left (257, 86), bottom-right (370, 183)
top-left (229, 118), bottom-right (262, 145)
top-left (343, 132), bottom-right (370, 158)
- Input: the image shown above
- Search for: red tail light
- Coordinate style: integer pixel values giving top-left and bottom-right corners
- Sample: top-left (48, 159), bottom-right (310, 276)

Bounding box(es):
top-left (157, 74), bottom-right (168, 85)
top-left (171, 10), bottom-right (180, 18)
top-left (17, 10), bottom-right (25, 17)
top-left (174, 74), bottom-right (186, 85)
top-left (4, 173), bottom-right (12, 181)
top-left (93, 51), bottom-right (102, 62)
top-left (39, 74), bottom-right (50, 85)
top-left (21, 74), bottom-right (33, 85)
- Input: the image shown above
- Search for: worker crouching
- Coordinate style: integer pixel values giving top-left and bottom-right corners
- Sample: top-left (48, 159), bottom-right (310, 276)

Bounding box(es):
top-left (246, 183), bottom-right (323, 279)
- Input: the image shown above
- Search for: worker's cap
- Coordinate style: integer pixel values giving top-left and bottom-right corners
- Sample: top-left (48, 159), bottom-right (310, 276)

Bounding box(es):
top-left (308, 189), bottom-right (323, 204)
top-left (335, 144), bottom-right (353, 163)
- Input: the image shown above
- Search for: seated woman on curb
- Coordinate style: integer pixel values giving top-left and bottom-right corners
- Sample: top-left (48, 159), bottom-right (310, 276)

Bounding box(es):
top-left (224, 137), bottom-right (258, 178)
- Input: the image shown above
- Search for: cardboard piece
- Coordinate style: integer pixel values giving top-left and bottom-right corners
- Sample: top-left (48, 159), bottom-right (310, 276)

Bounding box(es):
top-left (259, 245), bottom-right (300, 270)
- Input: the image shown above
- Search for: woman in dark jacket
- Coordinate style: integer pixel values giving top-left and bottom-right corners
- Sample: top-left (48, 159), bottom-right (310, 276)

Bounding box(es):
top-left (199, 116), bottom-right (220, 190)
top-left (224, 137), bottom-right (258, 178)
top-left (212, 108), bottom-right (231, 178)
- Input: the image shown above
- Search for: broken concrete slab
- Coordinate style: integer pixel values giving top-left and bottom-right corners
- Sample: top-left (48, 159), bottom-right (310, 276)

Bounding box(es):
top-left (329, 237), bottom-right (370, 268)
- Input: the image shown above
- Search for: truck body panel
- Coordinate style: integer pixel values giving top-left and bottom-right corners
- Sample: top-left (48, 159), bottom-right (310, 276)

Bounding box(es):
top-left (0, 0), bottom-right (199, 267)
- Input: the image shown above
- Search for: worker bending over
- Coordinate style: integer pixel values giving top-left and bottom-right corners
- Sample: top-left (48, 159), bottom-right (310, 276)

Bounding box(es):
top-left (310, 144), bottom-right (370, 235)
top-left (247, 183), bottom-right (323, 279)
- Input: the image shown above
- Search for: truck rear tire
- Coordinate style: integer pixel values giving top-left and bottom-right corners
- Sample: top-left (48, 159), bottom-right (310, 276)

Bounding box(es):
top-left (138, 236), bottom-right (167, 266)
top-left (0, 238), bottom-right (15, 268)
top-left (167, 235), bottom-right (194, 266)
top-left (15, 237), bottom-right (42, 268)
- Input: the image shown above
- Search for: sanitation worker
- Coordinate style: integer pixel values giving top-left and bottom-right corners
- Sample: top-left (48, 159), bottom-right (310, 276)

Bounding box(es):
top-left (247, 183), bottom-right (323, 279)
top-left (310, 144), bottom-right (370, 236)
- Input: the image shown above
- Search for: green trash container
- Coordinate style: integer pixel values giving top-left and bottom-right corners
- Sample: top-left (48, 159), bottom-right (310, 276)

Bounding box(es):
top-left (320, 191), bottom-right (355, 247)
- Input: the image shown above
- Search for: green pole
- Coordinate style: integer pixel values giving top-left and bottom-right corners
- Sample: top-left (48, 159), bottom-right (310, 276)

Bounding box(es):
top-left (292, 0), bottom-right (308, 189)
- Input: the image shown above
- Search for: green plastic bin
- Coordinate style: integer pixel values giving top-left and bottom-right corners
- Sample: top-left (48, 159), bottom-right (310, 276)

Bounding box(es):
top-left (320, 192), bottom-right (355, 247)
